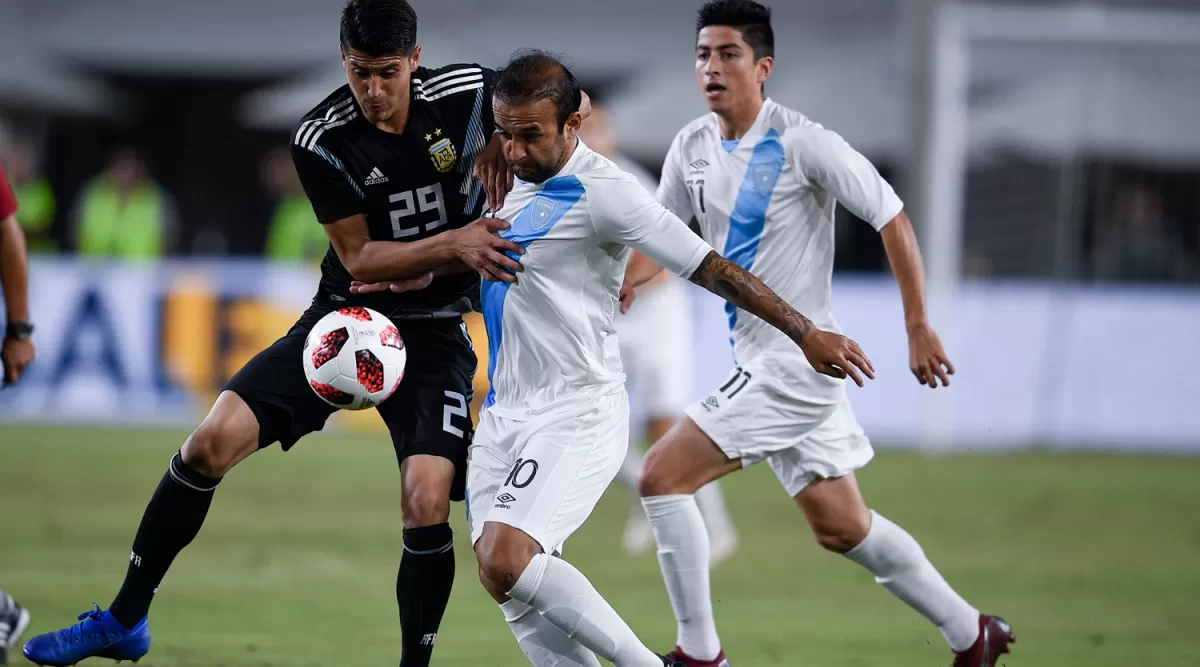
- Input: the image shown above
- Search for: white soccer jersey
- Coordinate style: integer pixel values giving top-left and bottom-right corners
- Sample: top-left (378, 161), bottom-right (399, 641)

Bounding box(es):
top-left (482, 140), bottom-right (713, 418)
top-left (659, 99), bottom-right (903, 395)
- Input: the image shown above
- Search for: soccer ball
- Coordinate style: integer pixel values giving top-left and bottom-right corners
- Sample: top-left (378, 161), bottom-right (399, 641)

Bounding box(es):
top-left (302, 306), bottom-right (407, 410)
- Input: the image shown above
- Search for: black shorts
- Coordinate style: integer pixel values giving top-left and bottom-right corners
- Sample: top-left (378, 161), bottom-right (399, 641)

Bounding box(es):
top-left (225, 301), bottom-right (476, 500)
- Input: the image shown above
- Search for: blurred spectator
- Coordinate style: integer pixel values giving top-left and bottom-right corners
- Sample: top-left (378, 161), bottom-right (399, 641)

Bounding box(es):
top-left (1092, 184), bottom-right (1194, 283)
top-left (262, 146), bottom-right (326, 261)
top-left (0, 137), bottom-right (57, 253)
top-left (70, 147), bottom-right (178, 259)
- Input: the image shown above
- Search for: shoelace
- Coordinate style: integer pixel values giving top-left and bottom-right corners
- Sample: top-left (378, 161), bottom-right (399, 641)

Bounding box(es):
top-left (63, 605), bottom-right (118, 645)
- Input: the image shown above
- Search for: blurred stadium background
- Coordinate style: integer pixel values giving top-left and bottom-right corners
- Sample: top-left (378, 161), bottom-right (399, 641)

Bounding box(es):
top-left (1, 0), bottom-right (1198, 665)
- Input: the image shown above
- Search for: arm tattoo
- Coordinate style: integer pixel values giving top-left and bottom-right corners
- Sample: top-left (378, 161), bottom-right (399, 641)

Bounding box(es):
top-left (688, 251), bottom-right (814, 342)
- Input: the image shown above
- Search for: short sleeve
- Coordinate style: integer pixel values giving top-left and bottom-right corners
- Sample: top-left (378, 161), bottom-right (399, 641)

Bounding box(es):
top-left (655, 130), bottom-right (695, 223)
top-left (290, 142), bottom-right (363, 224)
top-left (590, 174), bottom-right (713, 278)
top-left (786, 126), bottom-right (903, 230)
top-left (0, 165), bottom-right (17, 219)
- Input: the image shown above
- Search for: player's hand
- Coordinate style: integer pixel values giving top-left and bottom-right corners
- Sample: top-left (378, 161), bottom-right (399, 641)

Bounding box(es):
top-left (350, 274), bottom-right (434, 294)
top-left (799, 329), bottom-right (875, 387)
top-left (454, 217), bottom-right (525, 283)
top-left (1, 338), bottom-right (35, 387)
top-left (907, 321), bottom-right (954, 388)
top-left (618, 284), bottom-right (636, 314)
top-left (474, 133), bottom-right (514, 212)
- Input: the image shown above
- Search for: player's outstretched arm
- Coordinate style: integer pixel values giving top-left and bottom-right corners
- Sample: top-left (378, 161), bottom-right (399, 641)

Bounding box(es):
top-left (880, 211), bottom-right (954, 388)
top-left (688, 250), bottom-right (875, 386)
top-left (324, 214), bottom-right (525, 285)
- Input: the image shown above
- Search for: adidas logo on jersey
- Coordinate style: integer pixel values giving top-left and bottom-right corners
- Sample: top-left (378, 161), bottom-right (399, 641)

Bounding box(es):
top-left (364, 167), bottom-right (389, 185)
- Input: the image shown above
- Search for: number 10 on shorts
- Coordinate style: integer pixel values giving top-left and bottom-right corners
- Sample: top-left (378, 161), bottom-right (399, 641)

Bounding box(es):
top-left (503, 458), bottom-right (539, 489)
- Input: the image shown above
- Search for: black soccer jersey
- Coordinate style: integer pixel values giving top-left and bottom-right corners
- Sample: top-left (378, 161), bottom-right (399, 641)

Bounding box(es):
top-left (291, 63), bottom-right (496, 318)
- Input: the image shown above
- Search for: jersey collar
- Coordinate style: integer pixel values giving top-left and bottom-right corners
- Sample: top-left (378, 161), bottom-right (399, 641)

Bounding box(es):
top-left (713, 98), bottom-right (776, 152)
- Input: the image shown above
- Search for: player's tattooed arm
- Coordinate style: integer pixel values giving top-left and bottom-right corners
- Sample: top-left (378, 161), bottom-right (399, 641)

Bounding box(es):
top-left (687, 250), bottom-right (876, 386)
top-left (688, 251), bottom-right (814, 341)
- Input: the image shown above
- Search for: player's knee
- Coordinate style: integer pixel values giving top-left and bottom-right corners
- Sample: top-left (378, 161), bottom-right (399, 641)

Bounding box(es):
top-left (181, 423), bottom-right (250, 477)
top-left (811, 515), bottom-right (871, 553)
top-left (638, 448), bottom-right (682, 497)
top-left (475, 527), bottom-right (537, 593)
top-left (401, 482), bottom-right (450, 528)
top-left (477, 565), bottom-right (508, 603)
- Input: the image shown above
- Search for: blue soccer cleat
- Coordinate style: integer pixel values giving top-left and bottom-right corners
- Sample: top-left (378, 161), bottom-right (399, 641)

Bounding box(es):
top-left (22, 605), bottom-right (150, 666)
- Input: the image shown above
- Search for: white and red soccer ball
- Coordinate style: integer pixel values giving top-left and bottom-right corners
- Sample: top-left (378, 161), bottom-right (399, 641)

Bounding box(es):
top-left (302, 306), bottom-right (407, 410)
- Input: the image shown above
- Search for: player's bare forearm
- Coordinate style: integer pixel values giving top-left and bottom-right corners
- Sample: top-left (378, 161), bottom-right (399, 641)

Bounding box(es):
top-left (346, 237), bottom-right (457, 283)
top-left (327, 214), bottom-right (522, 284)
top-left (0, 215), bottom-right (31, 321)
top-left (880, 212), bottom-right (928, 329)
top-left (882, 212), bottom-right (955, 386)
top-left (688, 250), bottom-right (813, 344)
top-left (622, 250), bottom-right (664, 289)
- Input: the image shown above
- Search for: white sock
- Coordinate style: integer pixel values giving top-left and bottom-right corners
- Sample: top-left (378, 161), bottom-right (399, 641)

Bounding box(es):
top-left (641, 494), bottom-right (722, 660)
top-left (501, 598), bottom-right (602, 667)
top-left (508, 553), bottom-right (661, 667)
top-left (695, 481), bottom-right (736, 545)
top-left (844, 510), bottom-right (980, 652)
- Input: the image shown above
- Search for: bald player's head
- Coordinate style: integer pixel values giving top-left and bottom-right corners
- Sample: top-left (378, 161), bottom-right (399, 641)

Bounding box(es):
top-left (492, 50), bottom-right (584, 183)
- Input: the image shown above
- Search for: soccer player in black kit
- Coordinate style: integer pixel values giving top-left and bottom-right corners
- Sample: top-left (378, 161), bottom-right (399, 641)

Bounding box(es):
top-left (24, 2), bottom-right (539, 666)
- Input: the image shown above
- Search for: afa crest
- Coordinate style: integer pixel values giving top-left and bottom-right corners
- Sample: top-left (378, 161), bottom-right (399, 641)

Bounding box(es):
top-left (429, 136), bottom-right (457, 173)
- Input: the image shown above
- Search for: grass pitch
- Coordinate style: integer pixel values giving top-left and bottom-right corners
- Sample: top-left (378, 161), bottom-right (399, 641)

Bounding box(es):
top-left (2, 426), bottom-right (1198, 666)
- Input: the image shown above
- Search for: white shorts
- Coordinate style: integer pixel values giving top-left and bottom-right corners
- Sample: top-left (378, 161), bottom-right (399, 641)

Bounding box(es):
top-left (616, 277), bottom-right (692, 419)
top-left (685, 355), bottom-right (874, 497)
top-left (467, 389), bottom-right (630, 555)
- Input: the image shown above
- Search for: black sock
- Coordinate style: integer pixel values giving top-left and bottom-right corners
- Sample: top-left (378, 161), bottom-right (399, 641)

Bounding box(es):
top-left (109, 452), bottom-right (220, 628)
top-left (397, 523), bottom-right (455, 667)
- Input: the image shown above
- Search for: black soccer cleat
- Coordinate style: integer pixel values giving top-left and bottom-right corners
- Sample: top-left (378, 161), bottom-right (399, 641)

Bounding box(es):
top-left (0, 595), bottom-right (31, 665)
top-left (657, 654), bottom-right (687, 667)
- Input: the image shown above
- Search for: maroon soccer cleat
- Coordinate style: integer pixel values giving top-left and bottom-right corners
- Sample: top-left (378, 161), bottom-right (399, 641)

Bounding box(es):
top-left (953, 615), bottom-right (1015, 667)
top-left (665, 646), bottom-right (730, 667)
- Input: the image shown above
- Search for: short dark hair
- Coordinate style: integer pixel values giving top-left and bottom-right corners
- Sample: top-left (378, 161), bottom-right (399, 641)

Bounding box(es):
top-left (340, 0), bottom-right (418, 56)
top-left (494, 50), bottom-right (582, 130)
top-left (697, 0), bottom-right (774, 60)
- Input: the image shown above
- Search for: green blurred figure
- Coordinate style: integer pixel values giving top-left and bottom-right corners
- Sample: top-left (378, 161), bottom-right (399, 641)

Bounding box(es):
top-left (1, 139), bottom-right (57, 253)
top-left (72, 147), bottom-right (178, 259)
top-left (261, 146), bottom-right (328, 261)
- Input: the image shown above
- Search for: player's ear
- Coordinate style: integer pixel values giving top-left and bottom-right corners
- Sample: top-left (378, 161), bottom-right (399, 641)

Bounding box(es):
top-left (410, 45), bottom-right (421, 70)
top-left (563, 111), bottom-right (583, 138)
top-left (756, 56), bottom-right (774, 87)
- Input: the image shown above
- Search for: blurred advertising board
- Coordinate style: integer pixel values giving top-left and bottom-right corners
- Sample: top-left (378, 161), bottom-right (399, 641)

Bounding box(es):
top-left (2, 259), bottom-right (1198, 452)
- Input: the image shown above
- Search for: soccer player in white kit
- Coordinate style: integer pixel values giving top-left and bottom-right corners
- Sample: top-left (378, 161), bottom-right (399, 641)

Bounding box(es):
top-left (578, 98), bottom-right (739, 561)
top-left (389, 50), bottom-right (872, 667)
top-left (633, 3), bottom-right (1016, 667)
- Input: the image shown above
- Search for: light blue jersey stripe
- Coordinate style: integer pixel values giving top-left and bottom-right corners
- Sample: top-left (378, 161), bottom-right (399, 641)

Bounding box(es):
top-left (722, 128), bottom-right (785, 332)
top-left (481, 175), bottom-right (586, 407)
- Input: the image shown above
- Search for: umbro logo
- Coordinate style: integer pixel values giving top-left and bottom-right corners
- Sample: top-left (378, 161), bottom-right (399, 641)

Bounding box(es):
top-left (689, 159), bottom-right (710, 171)
top-left (702, 395), bottom-right (719, 411)
top-left (364, 167), bottom-right (389, 185)
top-left (494, 492), bottom-right (516, 508)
